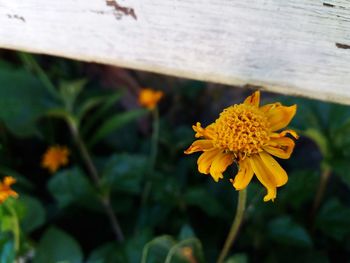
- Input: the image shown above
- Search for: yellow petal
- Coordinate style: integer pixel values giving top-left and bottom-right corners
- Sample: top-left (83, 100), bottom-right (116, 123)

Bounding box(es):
top-left (4, 176), bottom-right (16, 186)
top-left (249, 155), bottom-right (277, 202)
top-left (138, 88), bottom-right (164, 109)
top-left (244, 91), bottom-right (260, 107)
top-left (0, 193), bottom-right (8, 203)
top-left (7, 190), bottom-right (18, 198)
top-left (192, 122), bottom-right (215, 139)
top-left (209, 152), bottom-right (234, 182)
top-left (262, 104), bottom-right (297, 131)
top-left (230, 158), bottom-right (254, 190)
top-left (184, 140), bottom-right (214, 154)
top-left (259, 152), bottom-right (288, 186)
top-left (197, 149), bottom-right (221, 175)
top-left (263, 137), bottom-right (295, 159)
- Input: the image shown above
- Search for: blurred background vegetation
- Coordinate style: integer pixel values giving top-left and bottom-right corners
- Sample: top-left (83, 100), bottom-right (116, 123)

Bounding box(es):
top-left (0, 50), bottom-right (349, 263)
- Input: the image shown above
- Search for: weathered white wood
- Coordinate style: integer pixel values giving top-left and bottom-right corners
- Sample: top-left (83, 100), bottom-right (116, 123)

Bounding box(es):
top-left (0, 0), bottom-right (350, 104)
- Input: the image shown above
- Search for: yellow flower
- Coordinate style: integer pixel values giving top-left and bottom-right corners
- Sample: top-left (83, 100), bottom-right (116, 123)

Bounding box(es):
top-left (0, 176), bottom-right (18, 204)
top-left (41, 145), bottom-right (70, 173)
top-left (184, 91), bottom-right (298, 202)
top-left (138, 88), bottom-right (164, 110)
top-left (181, 246), bottom-right (197, 263)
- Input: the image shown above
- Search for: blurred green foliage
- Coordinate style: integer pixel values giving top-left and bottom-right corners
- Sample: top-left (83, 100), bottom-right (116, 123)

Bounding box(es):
top-left (0, 51), bottom-right (349, 263)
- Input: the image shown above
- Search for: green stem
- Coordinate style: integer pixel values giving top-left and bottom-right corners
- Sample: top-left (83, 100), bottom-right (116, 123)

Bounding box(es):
top-left (5, 203), bottom-right (20, 253)
top-left (217, 189), bottom-right (247, 263)
top-left (68, 121), bottom-right (124, 242)
top-left (150, 107), bottom-right (159, 170)
top-left (311, 165), bottom-right (332, 219)
top-left (141, 108), bottom-right (159, 206)
top-left (69, 122), bottom-right (100, 186)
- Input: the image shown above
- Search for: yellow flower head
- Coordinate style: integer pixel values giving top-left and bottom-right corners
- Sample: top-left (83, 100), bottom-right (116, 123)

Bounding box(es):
top-left (41, 145), bottom-right (70, 173)
top-left (0, 176), bottom-right (18, 204)
top-left (138, 88), bottom-right (164, 110)
top-left (184, 91), bottom-right (298, 202)
top-left (181, 246), bottom-right (196, 263)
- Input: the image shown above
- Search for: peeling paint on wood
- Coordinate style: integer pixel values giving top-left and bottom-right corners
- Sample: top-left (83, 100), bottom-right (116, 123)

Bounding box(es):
top-left (105, 0), bottom-right (137, 20)
top-left (336, 42), bottom-right (350, 49)
top-left (0, 0), bottom-right (350, 104)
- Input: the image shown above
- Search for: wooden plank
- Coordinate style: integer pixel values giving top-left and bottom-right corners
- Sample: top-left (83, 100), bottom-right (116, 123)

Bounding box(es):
top-left (0, 0), bottom-right (350, 104)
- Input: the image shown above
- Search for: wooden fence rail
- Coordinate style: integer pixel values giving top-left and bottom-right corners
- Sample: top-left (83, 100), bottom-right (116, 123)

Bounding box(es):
top-left (0, 0), bottom-right (350, 104)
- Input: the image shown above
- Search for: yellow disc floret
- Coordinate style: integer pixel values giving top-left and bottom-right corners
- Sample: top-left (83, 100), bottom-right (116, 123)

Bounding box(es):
top-left (211, 104), bottom-right (270, 158)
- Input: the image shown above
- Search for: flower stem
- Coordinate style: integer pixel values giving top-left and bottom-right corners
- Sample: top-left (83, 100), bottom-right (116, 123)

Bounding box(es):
top-left (68, 121), bottom-right (125, 242)
top-left (7, 204), bottom-right (20, 253)
top-left (216, 189), bottom-right (247, 263)
top-left (150, 107), bottom-right (159, 170)
top-left (311, 165), bottom-right (332, 219)
top-left (141, 107), bottom-right (159, 206)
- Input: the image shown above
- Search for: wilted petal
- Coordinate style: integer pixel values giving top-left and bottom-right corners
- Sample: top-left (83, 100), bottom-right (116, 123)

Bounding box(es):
top-left (270, 129), bottom-right (299, 139)
top-left (263, 137), bottom-right (295, 159)
top-left (184, 139), bottom-right (214, 154)
top-left (209, 152), bottom-right (234, 182)
top-left (230, 158), bottom-right (254, 190)
top-left (244, 91), bottom-right (260, 107)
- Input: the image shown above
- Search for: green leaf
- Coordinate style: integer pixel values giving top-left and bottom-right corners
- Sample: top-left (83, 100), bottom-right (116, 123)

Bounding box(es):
top-left (141, 236), bottom-right (176, 263)
top-left (0, 199), bottom-right (21, 243)
top-left (101, 154), bottom-right (147, 194)
top-left (88, 109), bottom-right (146, 147)
top-left (268, 216), bottom-right (312, 247)
top-left (165, 238), bottom-right (205, 263)
top-left (0, 67), bottom-right (56, 137)
top-left (225, 254), bottom-right (248, 263)
top-left (278, 170), bottom-right (318, 210)
top-left (19, 195), bottom-right (46, 233)
top-left (328, 104), bottom-right (350, 133)
top-left (87, 243), bottom-right (123, 263)
top-left (87, 234), bottom-right (156, 263)
top-left (331, 119), bottom-right (350, 149)
top-left (59, 79), bottom-right (87, 112)
top-left (141, 236), bottom-right (205, 263)
top-left (45, 108), bottom-right (77, 125)
top-left (330, 158), bottom-right (350, 188)
top-left (34, 227), bottom-right (83, 263)
top-left (124, 229), bottom-right (153, 263)
top-left (302, 128), bottom-right (329, 157)
top-left (18, 52), bottom-right (60, 100)
top-left (48, 167), bottom-right (99, 209)
top-left (77, 92), bottom-right (122, 125)
top-left (315, 198), bottom-right (350, 241)
top-left (184, 188), bottom-right (225, 217)
top-left (0, 214), bottom-right (15, 234)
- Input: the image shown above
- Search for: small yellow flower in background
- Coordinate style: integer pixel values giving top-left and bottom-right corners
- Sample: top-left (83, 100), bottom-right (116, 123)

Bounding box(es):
top-left (185, 91), bottom-right (298, 202)
top-left (181, 246), bottom-right (197, 263)
top-left (0, 176), bottom-right (18, 204)
top-left (138, 88), bottom-right (164, 110)
top-left (41, 145), bottom-right (70, 173)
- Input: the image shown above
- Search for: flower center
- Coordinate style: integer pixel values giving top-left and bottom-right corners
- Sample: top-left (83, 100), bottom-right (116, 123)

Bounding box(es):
top-left (211, 104), bottom-right (270, 158)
